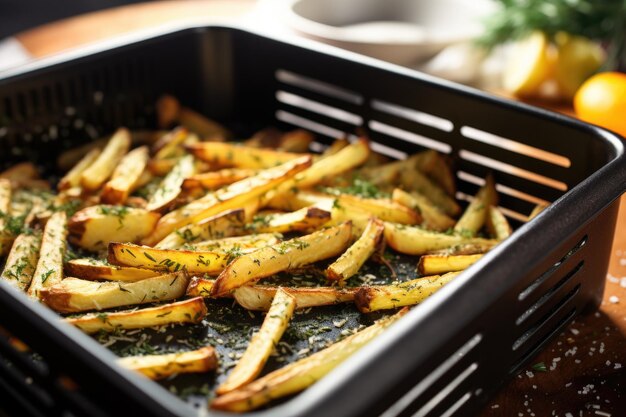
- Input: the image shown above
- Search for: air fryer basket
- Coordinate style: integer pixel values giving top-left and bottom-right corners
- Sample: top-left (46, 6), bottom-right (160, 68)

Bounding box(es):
top-left (0, 25), bottom-right (624, 417)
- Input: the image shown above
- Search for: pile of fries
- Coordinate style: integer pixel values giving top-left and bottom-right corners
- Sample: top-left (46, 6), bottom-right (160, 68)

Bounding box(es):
top-left (0, 96), bottom-right (544, 411)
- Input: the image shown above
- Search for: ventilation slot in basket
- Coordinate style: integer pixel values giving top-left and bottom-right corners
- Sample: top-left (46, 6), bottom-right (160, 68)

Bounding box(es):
top-left (371, 99), bottom-right (454, 132)
top-left (380, 333), bottom-right (482, 417)
top-left (519, 235), bottom-right (587, 301)
top-left (275, 110), bottom-right (357, 142)
top-left (275, 69), bottom-right (363, 105)
top-left (516, 261), bottom-right (584, 326)
top-left (460, 126), bottom-right (571, 168)
top-left (455, 190), bottom-right (528, 223)
top-left (368, 120), bottom-right (452, 154)
top-left (457, 171), bottom-right (551, 207)
top-left (276, 91), bottom-right (362, 126)
top-left (459, 150), bottom-right (568, 192)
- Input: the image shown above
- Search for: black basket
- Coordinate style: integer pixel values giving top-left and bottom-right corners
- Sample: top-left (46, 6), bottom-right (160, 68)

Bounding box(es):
top-left (0, 25), bottom-right (624, 417)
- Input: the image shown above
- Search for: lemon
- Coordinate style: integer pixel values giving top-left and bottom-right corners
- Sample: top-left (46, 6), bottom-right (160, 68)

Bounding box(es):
top-left (503, 31), bottom-right (554, 97)
top-left (554, 32), bottom-right (605, 99)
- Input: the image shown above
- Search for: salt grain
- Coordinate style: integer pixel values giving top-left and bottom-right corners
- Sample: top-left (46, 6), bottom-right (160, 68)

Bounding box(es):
top-left (609, 295), bottom-right (619, 304)
top-left (570, 328), bottom-right (580, 335)
top-left (614, 363), bottom-right (622, 369)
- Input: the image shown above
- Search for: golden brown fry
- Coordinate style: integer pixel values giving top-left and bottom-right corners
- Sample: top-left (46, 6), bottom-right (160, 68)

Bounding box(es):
top-left (108, 243), bottom-right (230, 275)
top-left (0, 179), bottom-right (13, 255)
top-left (27, 212), bottom-right (67, 298)
top-left (66, 297), bottom-right (207, 334)
top-left (58, 148), bottom-right (101, 191)
top-left (212, 222), bottom-right (353, 296)
top-left (156, 95), bottom-right (181, 128)
top-left (187, 141), bottom-right (305, 169)
top-left (181, 169), bottom-right (257, 192)
top-left (233, 285), bottom-right (357, 311)
top-left (143, 156), bottom-right (312, 246)
top-left (65, 258), bottom-right (160, 282)
top-left (417, 254), bottom-right (483, 275)
top-left (155, 208), bottom-right (247, 249)
top-left (528, 203), bottom-right (548, 220)
top-left (413, 150), bottom-right (455, 196)
top-left (391, 188), bottom-right (455, 232)
top-left (217, 289), bottom-right (296, 395)
top-left (151, 127), bottom-right (188, 159)
top-left (0, 162), bottom-right (39, 181)
top-left (384, 222), bottom-right (497, 256)
top-left (320, 138), bottom-right (349, 158)
top-left (248, 206), bottom-right (331, 234)
top-left (355, 272), bottom-right (459, 313)
top-left (68, 206), bottom-right (160, 252)
top-left (399, 168), bottom-right (460, 216)
top-left (276, 129), bottom-right (315, 153)
top-left (101, 146), bottom-right (149, 204)
top-left (179, 106), bottom-right (229, 140)
top-left (486, 205), bottom-right (512, 241)
top-left (190, 233), bottom-right (281, 252)
top-left (211, 308), bottom-right (407, 412)
top-left (454, 174), bottom-right (497, 236)
top-left (326, 217), bottom-right (384, 282)
top-left (119, 346), bottom-right (217, 380)
top-left (40, 271), bottom-right (189, 313)
top-left (146, 155), bottom-right (196, 212)
top-left (80, 128), bottom-right (131, 191)
top-left (334, 194), bottom-right (421, 225)
top-left (186, 277), bottom-right (215, 297)
top-left (1, 233), bottom-right (41, 291)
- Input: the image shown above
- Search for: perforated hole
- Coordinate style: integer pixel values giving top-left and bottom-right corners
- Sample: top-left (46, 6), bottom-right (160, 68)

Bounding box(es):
top-left (369, 120), bottom-right (452, 154)
top-left (519, 235), bottom-right (587, 301)
top-left (276, 90), bottom-right (363, 125)
top-left (438, 392), bottom-right (472, 417)
top-left (413, 363), bottom-right (478, 417)
top-left (371, 99), bottom-right (454, 132)
top-left (460, 126), bottom-right (571, 168)
top-left (275, 110), bottom-right (357, 141)
top-left (380, 333), bottom-right (482, 417)
top-left (512, 286), bottom-right (579, 351)
top-left (459, 150), bottom-right (568, 191)
top-left (275, 69), bottom-right (363, 105)
top-left (516, 261), bottom-right (584, 326)
top-left (457, 170), bottom-right (551, 207)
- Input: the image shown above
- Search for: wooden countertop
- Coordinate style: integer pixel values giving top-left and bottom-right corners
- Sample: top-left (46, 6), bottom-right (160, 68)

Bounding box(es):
top-left (12, 1), bottom-right (626, 415)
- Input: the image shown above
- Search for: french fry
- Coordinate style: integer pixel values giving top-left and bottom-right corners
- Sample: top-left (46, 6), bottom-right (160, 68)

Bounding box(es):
top-left (40, 271), bottom-right (189, 313)
top-left (80, 128), bottom-right (131, 191)
top-left (186, 277), bottom-right (215, 297)
top-left (151, 127), bottom-right (189, 159)
top-left (429, 241), bottom-right (497, 256)
top-left (1, 233), bottom-right (41, 291)
top-left (188, 141), bottom-right (305, 169)
top-left (217, 289), bottom-right (296, 394)
top-left (0, 179), bottom-right (12, 254)
top-left (247, 206), bottom-right (331, 234)
top-left (417, 254), bottom-right (483, 275)
top-left (211, 308), bottom-right (407, 412)
top-left (276, 129), bottom-right (315, 153)
top-left (179, 106), bottom-right (229, 139)
top-left (384, 222), bottom-right (497, 256)
top-left (27, 212), bottom-right (67, 298)
top-left (66, 297), bottom-right (207, 334)
top-left (334, 194), bottom-right (421, 225)
top-left (142, 156), bottom-right (312, 245)
top-left (156, 95), bottom-right (181, 128)
top-left (486, 206), bottom-right (512, 241)
top-left (326, 217), bottom-right (384, 282)
top-left (190, 233), bottom-right (281, 252)
top-left (146, 155), bottom-right (196, 212)
top-left (454, 175), bottom-right (497, 236)
top-left (108, 243), bottom-right (230, 275)
top-left (412, 150), bottom-right (455, 196)
top-left (101, 146), bottom-right (149, 204)
top-left (58, 148), bottom-right (101, 191)
top-left (155, 209), bottom-right (246, 249)
top-left (147, 157), bottom-right (181, 176)
top-left (232, 285), bottom-right (357, 311)
top-left (181, 169), bottom-right (257, 192)
top-left (355, 272), bottom-right (459, 313)
top-left (119, 346), bottom-right (217, 380)
top-left (212, 222), bottom-right (353, 296)
top-left (398, 168), bottom-right (460, 216)
top-left (65, 258), bottom-right (160, 282)
top-left (319, 138), bottom-right (349, 158)
top-left (528, 203), bottom-right (548, 220)
top-left (0, 162), bottom-right (39, 182)
top-left (391, 188), bottom-right (455, 232)
top-left (68, 205), bottom-right (160, 252)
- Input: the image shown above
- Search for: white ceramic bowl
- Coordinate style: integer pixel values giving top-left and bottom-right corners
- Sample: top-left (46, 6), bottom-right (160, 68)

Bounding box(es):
top-left (279, 0), bottom-right (496, 65)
